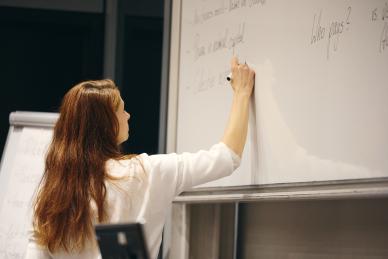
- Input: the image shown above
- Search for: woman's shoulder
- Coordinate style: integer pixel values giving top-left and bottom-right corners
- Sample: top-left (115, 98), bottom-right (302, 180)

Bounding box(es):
top-left (105, 153), bottom-right (151, 178)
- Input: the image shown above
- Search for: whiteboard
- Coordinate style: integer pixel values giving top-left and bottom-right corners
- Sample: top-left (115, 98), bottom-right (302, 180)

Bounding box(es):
top-left (0, 112), bottom-right (57, 259)
top-left (172, 0), bottom-right (388, 186)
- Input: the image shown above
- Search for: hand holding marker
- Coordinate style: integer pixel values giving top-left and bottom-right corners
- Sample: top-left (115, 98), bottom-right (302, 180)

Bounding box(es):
top-left (227, 61), bottom-right (248, 82)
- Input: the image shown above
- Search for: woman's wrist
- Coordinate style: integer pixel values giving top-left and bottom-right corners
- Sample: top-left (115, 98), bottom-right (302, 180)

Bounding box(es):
top-left (233, 91), bottom-right (252, 100)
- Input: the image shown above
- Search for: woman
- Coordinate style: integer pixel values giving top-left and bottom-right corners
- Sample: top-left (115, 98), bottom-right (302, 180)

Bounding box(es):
top-left (25, 57), bottom-right (255, 259)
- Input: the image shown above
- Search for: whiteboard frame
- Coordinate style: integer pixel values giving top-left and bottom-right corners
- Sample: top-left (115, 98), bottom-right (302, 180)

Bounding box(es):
top-left (166, 0), bottom-right (182, 154)
top-left (174, 177), bottom-right (388, 203)
top-left (165, 2), bottom-right (388, 257)
top-left (167, 0), bottom-right (388, 193)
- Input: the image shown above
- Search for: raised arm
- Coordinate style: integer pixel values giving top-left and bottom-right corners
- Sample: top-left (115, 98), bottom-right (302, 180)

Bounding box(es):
top-left (147, 57), bottom-right (255, 195)
top-left (222, 57), bottom-right (255, 157)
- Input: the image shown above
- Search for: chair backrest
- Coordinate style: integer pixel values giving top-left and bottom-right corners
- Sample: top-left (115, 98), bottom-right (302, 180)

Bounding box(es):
top-left (95, 223), bottom-right (150, 259)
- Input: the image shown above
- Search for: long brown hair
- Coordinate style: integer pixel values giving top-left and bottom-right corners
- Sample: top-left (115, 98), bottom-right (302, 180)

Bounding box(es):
top-left (33, 79), bottom-right (131, 252)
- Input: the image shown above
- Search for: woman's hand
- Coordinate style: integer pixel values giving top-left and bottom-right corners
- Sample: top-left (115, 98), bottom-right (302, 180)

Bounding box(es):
top-left (230, 57), bottom-right (255, 97)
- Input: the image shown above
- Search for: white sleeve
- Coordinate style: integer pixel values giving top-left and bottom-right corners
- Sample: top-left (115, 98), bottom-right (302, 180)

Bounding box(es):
top-left (24, 228), bottom-right (51, 259)
top-left (146, 142), bottom-right (241, 197)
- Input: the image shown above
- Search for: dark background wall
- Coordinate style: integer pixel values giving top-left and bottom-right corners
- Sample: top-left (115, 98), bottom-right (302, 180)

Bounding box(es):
top-left (0, 0), bottom-right (164, 157)
top-left (120, 16), bottom-right (163, 154)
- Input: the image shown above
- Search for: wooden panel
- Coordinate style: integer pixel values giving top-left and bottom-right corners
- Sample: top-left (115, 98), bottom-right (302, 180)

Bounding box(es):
top-left (238, 198), bottom-right (388, 258)
top-left (218, 204), bottom-right (236, 259)
top-left (189, 204), bottom-right (220, 259)
top-left (187, 203), bottom-right (236, 259)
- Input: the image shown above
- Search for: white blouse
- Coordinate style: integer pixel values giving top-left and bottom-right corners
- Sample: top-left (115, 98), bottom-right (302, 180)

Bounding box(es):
top-left (24, 142), bottom-right (241, 259)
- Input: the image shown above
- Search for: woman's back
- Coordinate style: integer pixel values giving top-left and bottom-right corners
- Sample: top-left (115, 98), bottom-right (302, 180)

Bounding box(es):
top-left (26, 143), bottom-right (240, 259)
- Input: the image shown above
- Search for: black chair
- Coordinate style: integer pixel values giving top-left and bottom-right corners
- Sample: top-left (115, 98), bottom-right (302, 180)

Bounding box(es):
top-left (95, 223), bottom-right (149, 259)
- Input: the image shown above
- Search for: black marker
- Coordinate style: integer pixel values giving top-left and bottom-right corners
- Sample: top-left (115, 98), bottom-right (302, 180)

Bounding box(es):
top-left (227, 61), bottom-right (248, 81)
